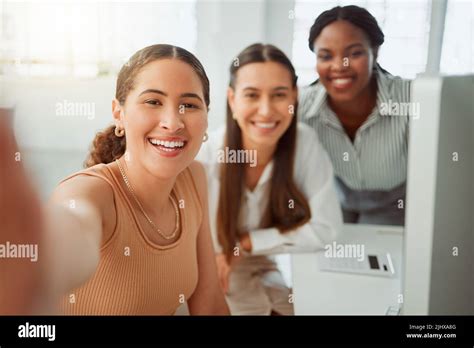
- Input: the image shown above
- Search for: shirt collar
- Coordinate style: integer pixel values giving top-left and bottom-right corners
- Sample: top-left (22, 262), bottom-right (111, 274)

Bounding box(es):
top-left (257, 160), bottom-right (274, 186)
top-left (244, 160), bottom-right (274, 195)
top-left (374, 66), bottom-right (392, 107)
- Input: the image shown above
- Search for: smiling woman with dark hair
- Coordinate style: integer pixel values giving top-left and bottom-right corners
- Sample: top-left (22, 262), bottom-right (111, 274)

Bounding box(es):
top-left (299, 5), bottom-right (412, 226)
top-left (197, 43), bottom-right (342, 315)
top-left (0, 44), bottom-right (229, 315)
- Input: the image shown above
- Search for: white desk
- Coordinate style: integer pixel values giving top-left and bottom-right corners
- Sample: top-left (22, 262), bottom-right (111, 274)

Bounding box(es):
top-left (291, 224), bottom-right (404, 315)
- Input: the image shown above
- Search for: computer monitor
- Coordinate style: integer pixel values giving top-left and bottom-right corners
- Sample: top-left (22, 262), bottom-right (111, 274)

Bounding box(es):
top-left (402, 74), bottom-right (473, 314)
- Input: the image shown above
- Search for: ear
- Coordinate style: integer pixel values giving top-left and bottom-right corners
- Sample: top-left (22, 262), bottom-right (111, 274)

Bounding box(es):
top-left (112, 99), bottom-right (124, 126)
top-left (292, 86), bottom-right (298, 103)
top-left (372, 47), bottom-right (379, 64)
top-left (227, 87), bottom-right (236, 114)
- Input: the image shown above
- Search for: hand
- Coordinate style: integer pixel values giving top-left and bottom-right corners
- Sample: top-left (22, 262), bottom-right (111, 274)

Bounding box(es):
top-left (215, 253), bottom-right (231, 294)
top-left (0, 117), bottom-right (44, 314)
top-left (239, 232), bottom-right (252, 252)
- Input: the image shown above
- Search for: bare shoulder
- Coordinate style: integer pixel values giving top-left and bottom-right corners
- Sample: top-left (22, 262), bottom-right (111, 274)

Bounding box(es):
top-left (188, 160), bottom-right (207, 191)
top-left (50, 171), bottom-right (116, 232)
top-left (187, 160), bottom-right (208, 204)
top-left (51, 173), bottom-right (114, 208)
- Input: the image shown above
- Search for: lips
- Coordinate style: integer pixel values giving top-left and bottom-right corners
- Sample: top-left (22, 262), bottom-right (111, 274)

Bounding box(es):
top-left (249, 120), bottom-right (280, 134)
top-left (328, 76), bottom-right (355, 90)
top-left (149, 138), bottom-right (185, 148)
top-left (147, 137), bottom-right (187, 157)
top-left (252, 121), bottom-right (278, 129)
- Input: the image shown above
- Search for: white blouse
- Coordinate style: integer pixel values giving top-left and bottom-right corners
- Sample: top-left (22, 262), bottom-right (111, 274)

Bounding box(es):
top-left (196, 122), bottom-right (343, 255)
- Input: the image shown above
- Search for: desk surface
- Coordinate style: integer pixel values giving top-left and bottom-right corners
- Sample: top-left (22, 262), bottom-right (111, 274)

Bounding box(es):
top-left (291, 224), bottom-right (404, 315)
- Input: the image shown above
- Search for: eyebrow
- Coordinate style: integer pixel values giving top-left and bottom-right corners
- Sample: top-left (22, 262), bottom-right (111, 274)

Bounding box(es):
top-left (180, 93), bottom-right (204, 103)
top-left (139, 89), bottom-right (204, 103)
top-left (345, 43), bottom-right (364, 50)
top-left (242, 86), bottom-right (290, 91)
top-left (317, 43), bottom-right (364, 52)
top-left (139, 89), bottom-right (167, 97)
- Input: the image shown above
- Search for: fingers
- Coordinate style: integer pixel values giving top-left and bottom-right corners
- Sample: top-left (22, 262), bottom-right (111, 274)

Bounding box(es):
top-left (221, 267), bottom-right (230, 295)
top-left (218, 273), bottom-right (226, 294)
top-left (217, 264), bottom-right (229, 294)
top-left (0, 115), bottom-right (44, 314)
top-left (0, 115), bottom-right (42, 243)
top-left (215, 254), bottom-right (231, 294)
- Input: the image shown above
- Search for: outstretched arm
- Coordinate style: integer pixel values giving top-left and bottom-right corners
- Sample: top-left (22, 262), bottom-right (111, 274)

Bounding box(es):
top-left (0, 117), bottom-right (109, 314)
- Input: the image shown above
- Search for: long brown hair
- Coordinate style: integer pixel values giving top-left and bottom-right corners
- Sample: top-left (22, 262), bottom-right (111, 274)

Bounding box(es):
top-left (84, 44), bottom-right (210, 168)
top-left (217, 43), bottom-right (311, 259)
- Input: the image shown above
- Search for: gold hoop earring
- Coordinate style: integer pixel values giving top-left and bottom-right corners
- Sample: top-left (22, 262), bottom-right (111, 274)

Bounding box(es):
top-left (202, 133), bottom-right (208, 142)
top-left (115, 126), bottom-right (125, 137)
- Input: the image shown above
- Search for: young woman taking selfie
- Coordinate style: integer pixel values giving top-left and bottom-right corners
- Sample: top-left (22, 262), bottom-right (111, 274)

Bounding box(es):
top-left (0, 44), bottom-right (229, 315)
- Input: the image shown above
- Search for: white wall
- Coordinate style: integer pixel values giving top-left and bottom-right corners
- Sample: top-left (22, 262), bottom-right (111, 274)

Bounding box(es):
top-left (2, 76), bottom-right (115, 150)
top-left (1, 75), bottom-right (116, 199)
top-left (196, 0), bottom-right (295, 131)
top-left (196, 0), bottom-right (266, 131)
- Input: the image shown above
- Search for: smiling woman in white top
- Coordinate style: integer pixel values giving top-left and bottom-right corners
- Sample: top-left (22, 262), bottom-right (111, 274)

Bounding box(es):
top-left (197, 43), bottom-right (343, 315)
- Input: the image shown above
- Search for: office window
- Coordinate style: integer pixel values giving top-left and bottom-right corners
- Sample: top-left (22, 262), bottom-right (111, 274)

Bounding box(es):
top-left (292, 0), bottom-right (432, 85)
top-left (440, 0), bottom-right (474, 75)
top-left (0, 0), bottom-right (197, 78)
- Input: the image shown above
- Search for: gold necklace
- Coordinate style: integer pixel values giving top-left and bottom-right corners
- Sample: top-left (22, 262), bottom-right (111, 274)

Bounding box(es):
top-left (115, 159), bottom-right (180, 240)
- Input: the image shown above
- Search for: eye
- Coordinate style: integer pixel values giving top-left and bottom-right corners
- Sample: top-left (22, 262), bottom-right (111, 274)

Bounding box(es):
top-left (317, 54), bottom-right (331, 61)
top-left (145, 99), bottom-right (161, 106)
top-left (244, 93), bottom-right (258, 99)
top-left (273, 92), bottom-right (287, 98)
top-left (351, 51), bottom-right (364, 58)
top-left (180, 103), bottom-right (199, 110)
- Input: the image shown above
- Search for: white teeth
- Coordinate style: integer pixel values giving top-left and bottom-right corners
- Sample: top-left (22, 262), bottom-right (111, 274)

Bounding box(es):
top-left (254, 122), bottom-right (277, 129)
top-left (332, 78), bottom-right (352, 86)
top-left (149, 139), bottom-right (185, 148)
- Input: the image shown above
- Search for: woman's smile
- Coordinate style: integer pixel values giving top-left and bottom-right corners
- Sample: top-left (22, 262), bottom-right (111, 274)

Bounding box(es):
top-left (147, 136), bottom-right (188, 158)
top-left (249, 120), bottom-right (281, 134)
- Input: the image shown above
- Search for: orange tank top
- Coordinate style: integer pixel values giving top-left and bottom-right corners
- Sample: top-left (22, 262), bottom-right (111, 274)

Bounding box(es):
top-left (58, 161), bottom-right (201, 315)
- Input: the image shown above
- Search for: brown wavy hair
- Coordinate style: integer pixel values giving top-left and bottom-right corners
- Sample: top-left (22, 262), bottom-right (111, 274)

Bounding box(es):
top-left (84, 44), bottom-right (210, 168)
top-left (217, 43), bottom-right (311, 259)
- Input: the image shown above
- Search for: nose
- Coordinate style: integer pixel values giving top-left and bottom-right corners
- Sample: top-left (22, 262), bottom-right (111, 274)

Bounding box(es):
top-left (158, 106), bottom-right (185, 133)
top-left (258, 96), bottom-right (272, 118)
top-left (331, 56), bottom-right (349, 71)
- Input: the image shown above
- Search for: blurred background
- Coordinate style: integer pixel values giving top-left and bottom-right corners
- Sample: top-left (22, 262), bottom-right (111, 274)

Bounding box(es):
top-left (0, 0), bottom-right (472, 200)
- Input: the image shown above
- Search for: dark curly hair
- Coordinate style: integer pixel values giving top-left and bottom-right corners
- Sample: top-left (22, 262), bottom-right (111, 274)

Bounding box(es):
top-left (308, 5), bottom-right (385, 52)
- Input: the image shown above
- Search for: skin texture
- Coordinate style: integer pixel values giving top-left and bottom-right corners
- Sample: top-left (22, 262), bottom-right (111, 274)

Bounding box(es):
top-left (313, 20), bottom-right (378, 140)
top-left (0, 59), bottom-right (229, 315)
top-left (216, 61), bottom-right (297, 294)
top-left (0, 116), bottom-right (43, 314)
top-left (112, 59), bottom-right (209, 225)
